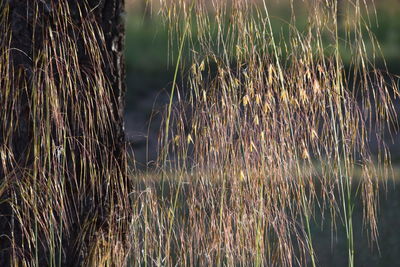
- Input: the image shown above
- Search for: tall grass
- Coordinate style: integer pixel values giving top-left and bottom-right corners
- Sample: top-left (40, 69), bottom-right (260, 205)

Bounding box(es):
top-left (0, 1), bottom-right (129, 265)
top-left (151, 0), bottom-right (398, 266)
top-left (1, 0), bottom-right (399, 266)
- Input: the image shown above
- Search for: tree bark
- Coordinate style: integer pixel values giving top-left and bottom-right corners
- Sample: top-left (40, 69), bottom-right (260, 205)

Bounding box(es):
top-left (0, 0), bottom-right (127, 265)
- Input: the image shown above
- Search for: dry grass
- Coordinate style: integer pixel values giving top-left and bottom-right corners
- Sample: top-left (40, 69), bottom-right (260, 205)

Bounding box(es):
top-left (0, 0), bottom-right (399, 266)
top-left (0, 1), bottom-right (128, 266)
top-left (152, 0), bottom-right (399, 266)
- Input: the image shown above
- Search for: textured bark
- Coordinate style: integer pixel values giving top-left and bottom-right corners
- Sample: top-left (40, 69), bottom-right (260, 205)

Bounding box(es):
top-left (0, 0), bottom-right (126, 265)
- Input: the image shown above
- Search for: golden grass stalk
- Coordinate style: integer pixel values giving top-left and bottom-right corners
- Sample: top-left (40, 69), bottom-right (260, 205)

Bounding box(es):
top-left (154, 0), bottom-right (399, 266)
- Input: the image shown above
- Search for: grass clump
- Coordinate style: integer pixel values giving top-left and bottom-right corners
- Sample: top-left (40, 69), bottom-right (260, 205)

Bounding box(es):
top-left (0, 1), bottom-right (128, 265)
top-left (1, 0), bottom-right (399, 266)
top-left (149, 0), bottom-right (399, 266)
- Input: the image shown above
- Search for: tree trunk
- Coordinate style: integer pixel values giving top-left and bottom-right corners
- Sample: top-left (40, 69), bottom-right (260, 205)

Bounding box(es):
top-left (0, 0), bottom-right (127, 265)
